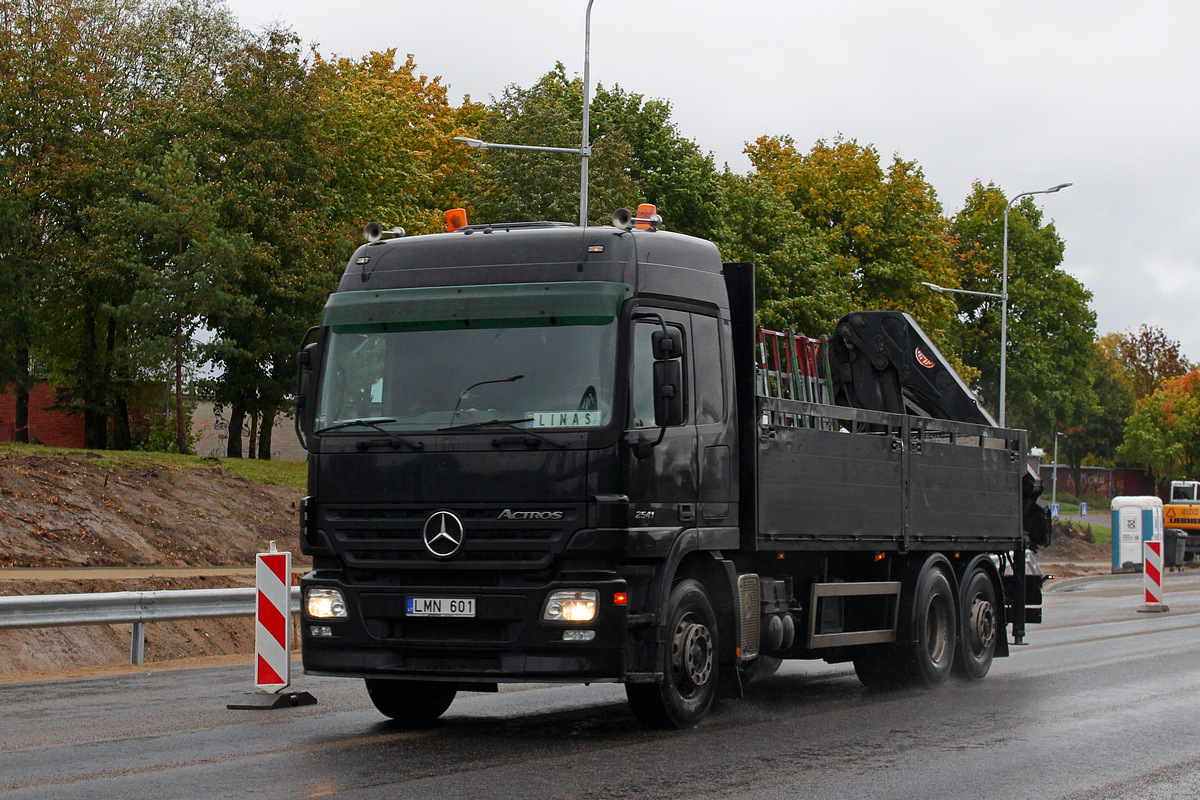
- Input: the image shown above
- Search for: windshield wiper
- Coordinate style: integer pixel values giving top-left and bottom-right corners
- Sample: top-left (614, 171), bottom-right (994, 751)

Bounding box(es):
top-left (438, 418), bottom-right (567, 450)
top-left (317, 417), bottom-right (424, 451)
top-left (438, 417), bottom-right (531, 432)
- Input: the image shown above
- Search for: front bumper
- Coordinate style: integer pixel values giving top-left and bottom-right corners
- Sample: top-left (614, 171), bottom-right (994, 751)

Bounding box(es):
top-left (300, 572), bottom-right (629, 683)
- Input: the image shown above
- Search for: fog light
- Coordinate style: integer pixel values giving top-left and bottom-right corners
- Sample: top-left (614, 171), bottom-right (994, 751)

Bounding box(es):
top-left (542, 590), bottom-right (598, 623)
top-left (306, 588), bottom-right (347, 619)
top-left (563, 629), bottom-right (596, 642)
top-left (309, 625), bottom-right (334, 638)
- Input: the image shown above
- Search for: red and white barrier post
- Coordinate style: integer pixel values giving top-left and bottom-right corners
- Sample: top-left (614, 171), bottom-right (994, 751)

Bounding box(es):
top-left (1139, 540), bottom-right (1170, 613)
top-left (227, 542), bottom-right (317, 709)
top-left (255, 542), bottom-right (292, 690)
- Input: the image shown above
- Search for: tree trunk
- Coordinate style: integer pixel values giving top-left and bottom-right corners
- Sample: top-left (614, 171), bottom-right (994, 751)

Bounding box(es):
top-left (111, 395), bottom-right (132, 450)
top-left (226, 404), bottom-right (245, 458)
top-left (258, 409), bottom-right (273, 460)
top-left (175, 312), bottom-right (189, 455)
top-left (248, 412), bottom-right (258, 460)
top-left (81, 301), bottom-right (107, 449)
top-left (84, 407), bottom-right (107, 449)
top-left (14, 347), bottom-right (29, 444)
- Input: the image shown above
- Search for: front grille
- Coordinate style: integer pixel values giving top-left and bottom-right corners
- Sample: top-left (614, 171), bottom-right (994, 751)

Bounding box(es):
top-left (400, 618), bottom-right (513, 642)
top-left (322, 503), bottom-right (580, 570)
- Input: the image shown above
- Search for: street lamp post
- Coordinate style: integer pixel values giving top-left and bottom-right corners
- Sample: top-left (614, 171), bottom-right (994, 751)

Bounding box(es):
top-left (453, 0), bottom-right (596, 227)
top-left (579, 0), bottom-right (595, 228)
top-left (1000, 182), bottom-right (1072, 426)
top-left (1052, 430), bottom-right (1064, 509)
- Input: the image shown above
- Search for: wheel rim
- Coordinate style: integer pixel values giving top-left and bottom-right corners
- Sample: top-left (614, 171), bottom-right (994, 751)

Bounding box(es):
top-left (967, 593), bottom-right (996, 656)
top-left (671, 613), bottom-right (713, 694)
top-left (925, 594), bottom-right (951, 665)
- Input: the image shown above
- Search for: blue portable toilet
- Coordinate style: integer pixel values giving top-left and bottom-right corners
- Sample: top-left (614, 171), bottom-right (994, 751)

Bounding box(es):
top-left (1111, 496), bottom-right (1163, 571)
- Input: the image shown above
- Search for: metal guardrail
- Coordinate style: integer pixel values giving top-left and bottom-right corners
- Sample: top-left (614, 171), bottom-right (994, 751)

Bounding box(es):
top-left (0, 587), bottom-right (301, 666)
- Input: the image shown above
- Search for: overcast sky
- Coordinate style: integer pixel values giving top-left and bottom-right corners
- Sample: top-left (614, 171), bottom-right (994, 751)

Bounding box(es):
top-left (224, 0), bottom-right (1200, 358)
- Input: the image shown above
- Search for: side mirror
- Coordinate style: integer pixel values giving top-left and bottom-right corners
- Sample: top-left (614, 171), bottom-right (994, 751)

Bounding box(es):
top-left (652, 328), bottom-right (682, 360)
top-left (653, 359), bottom-right (684, 426)
top-left (294, 328), bottom-right (321, 450)
top-left (297, 341), bottom-right (320, 400)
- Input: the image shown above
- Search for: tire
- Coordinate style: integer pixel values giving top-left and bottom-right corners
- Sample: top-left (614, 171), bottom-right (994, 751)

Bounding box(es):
top-left (903, 563), bottom-right (957, 688)
top-left (364, 679), bottom-right (457, 726)
top-left (853, 649), bottom-right (903, 690)
top-left (955, 566), bottom-right (999, 680)
top-left (626, 579), bottom-right (720, 728)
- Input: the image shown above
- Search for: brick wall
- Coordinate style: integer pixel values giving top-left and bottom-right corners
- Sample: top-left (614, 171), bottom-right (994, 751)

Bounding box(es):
top-left (1038, 465), bottom-right (1155, 498)
top-left (0, 383), bottom-right (86, 447)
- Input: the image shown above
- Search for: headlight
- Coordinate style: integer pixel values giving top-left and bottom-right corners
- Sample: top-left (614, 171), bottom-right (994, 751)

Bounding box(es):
top-left (542, 590), bottom-right (598, 623)
top-left (306, 587), bottom-right (348, 619)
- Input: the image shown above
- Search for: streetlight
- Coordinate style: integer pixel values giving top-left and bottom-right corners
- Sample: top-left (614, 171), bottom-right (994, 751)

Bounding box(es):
top-left (920, 281), bottom-right (1004, 301)
top-left (452, 0), bottom-right (596, 227)
top-left (1000, 182), bottom-right (1072, 426)
top-left (1052, 430), bottom-right (1064, 510)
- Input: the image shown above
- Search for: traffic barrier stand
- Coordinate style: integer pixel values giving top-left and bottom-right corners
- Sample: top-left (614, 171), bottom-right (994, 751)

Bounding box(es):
top-left (1137, 540), bottom-right (1170, 614)
top-left (228, 542), bottom-right (317, 709)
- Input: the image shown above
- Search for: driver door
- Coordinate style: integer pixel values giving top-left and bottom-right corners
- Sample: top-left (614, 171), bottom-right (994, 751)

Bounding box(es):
top-left (624, 309), bottom-right (698, 547)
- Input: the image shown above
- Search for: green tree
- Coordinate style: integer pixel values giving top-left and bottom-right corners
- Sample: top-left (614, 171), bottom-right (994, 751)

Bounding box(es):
top-left (716, 171), bottom-right (849, 335)
top-left (312, 50), bottom-right (476, 240)
top-left (1121, 371), bottom-right (1200, 489)
top-left (123, 140), bottom-right (244, 453)
top-left (0, 0), bottom-right (240, 449)
top-left (204, 27), bottom-right (335, 459)
top-left (744, 135), bottom-right (959, 345)
top-left (948, 182), bottom-right (1096, 441)
top-left (1115, 324), bottom-right (1192, 401)
top-left (0, 0), bottom-right (144, 447)
top-left (1058, 335), bottom-right (1136, 496)
top-left (589, 85), bottom-right (725, 239)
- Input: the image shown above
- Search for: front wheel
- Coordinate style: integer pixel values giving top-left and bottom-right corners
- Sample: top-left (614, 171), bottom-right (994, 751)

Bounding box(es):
top-left (365, 679), bottom-right (457, 727)
top-left (626, 579), bottom-right (720, 728)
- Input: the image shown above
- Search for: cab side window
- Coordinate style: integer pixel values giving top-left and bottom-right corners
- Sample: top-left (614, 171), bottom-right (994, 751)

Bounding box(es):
top-left (691, 313), bottom-right (725, 425)
top-left (630, 318), bottom-right (687, 428)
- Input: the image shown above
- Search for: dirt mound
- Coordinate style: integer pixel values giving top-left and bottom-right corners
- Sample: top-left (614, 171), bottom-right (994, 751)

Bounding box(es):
top-left (1037, 519), bottom-right (1113, 579)
top-left (0, 450), bottom-right (305, 676)
top-left (0, 451), bottom-right (302, 568)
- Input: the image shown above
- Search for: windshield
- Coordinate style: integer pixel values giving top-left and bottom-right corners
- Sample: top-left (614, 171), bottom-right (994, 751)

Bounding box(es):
top-left (1171, 483), bottom-right (1196, 502)
top-left (314, 282), bottom-right (626, 433)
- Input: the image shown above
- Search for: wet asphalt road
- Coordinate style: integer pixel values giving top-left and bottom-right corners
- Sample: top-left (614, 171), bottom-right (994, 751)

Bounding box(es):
top-left (2, 572), bottom-right (1198, 800)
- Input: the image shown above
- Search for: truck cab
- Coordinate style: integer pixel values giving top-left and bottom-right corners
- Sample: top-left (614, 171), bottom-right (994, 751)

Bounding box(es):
top-left (296, 217), bottom-right (744, 724)
top-left (1165, 480), bottom-right (1200, 559)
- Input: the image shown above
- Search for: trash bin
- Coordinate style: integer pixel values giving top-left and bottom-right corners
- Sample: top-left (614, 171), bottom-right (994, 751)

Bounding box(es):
top-left (1164, 528), bottom-right (1187, 569)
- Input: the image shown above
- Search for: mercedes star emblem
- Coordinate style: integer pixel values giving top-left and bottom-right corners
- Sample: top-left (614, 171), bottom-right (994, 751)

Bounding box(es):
top-left (423, 510), bottom-right (465, 558)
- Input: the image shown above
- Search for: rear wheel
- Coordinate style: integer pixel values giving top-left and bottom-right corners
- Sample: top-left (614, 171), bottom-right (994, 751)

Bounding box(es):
top-left (853, 560), bottom-right (957, 690)
top-left (626, 579), bottom-right (720, 728)
top-left (853, 649), bottom-right (903, 690)
top-left (904, 564), bottom-right (957, 687)
top-left (955, 566), bottom-right (998, 680)
top-left (364, 679), bottom-right (457, 727)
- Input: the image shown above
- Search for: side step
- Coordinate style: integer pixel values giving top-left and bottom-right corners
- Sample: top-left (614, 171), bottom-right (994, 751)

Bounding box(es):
top-left (807, 581), bottom-right (901, 649)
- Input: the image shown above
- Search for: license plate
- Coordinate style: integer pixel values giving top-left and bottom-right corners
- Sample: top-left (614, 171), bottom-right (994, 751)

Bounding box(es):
top-left (406, 597), bottom-right (476, 617)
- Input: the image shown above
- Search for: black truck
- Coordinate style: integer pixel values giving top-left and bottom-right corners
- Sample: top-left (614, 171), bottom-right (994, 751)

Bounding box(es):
top-left (294, 209), bottom-right (1050, 728)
